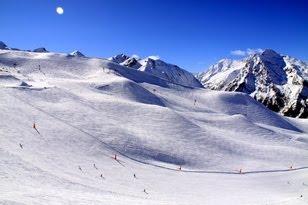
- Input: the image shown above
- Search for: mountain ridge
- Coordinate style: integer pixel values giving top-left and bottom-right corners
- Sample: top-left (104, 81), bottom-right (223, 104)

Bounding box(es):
top-left (109, 54), bottom-right (203, 88)
top-left (197, 49), bottom-right (308, 118)
top-left (2, 40), bottom-right (307, 118)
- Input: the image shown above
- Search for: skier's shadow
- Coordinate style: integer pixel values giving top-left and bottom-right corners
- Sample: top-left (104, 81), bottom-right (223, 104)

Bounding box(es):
top-left (113, 158), bottom-right (125, 167)
top-left (34, 128), bottom-right (43, 137)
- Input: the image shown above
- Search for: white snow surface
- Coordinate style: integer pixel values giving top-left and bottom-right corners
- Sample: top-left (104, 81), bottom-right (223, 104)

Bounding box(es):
top-left (1, 49), bottom-right (308, 205)
top-left (109, 54), bottom-right (203, 88)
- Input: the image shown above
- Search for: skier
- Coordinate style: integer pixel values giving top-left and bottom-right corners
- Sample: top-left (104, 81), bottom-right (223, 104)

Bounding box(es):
top-left (19, 143), bottom-right (23, 149)
top-left (194, 99), bottom-right (197, 106)
top-left (290, 165), bottom-right (293, 170)
top-left (239, 169), bottom-right (242, 174)
top-left (93, 163), bottom-right (98, 169)
top-left (143, 189), bottom-right (148, 194)
top-left (133, 174), bottom-right (136, 178)
top-left (33, 122), bottom-right (40, 134)
top-left (179, 165), bottom-right (182, 171)
top-left (114, 154), bottom-right (117, 160)
top-left (78, 166), bottom-right (82, 171)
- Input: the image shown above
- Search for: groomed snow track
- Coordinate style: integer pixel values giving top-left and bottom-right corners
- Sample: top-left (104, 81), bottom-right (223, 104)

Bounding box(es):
top-left (5, 89), bottom-right (308, 175)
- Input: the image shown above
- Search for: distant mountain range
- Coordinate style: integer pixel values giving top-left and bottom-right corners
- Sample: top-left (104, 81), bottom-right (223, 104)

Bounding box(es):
top-left (197, 49), bottom-right (308, 118)
top-left (1, 41), bottom-right (307, 118)
top-left (108, 54), bottom-right (202, 88)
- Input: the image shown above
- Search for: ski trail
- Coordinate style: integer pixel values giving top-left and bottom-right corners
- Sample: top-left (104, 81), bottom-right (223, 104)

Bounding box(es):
top-left (5, 89), bottom-right (308, 176)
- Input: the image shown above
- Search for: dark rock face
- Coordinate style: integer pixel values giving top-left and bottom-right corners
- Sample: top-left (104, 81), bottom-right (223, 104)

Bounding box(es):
top-left (108, 54), bottom-right (130, 64)
top-left (0, 41), bottom-right (8, 49)
top-left (197, 49), bottom-right (308, 118)
top-left (122, 57), bottom-right (141, 69)
top-left (33, 47), bottom-right (48, 53)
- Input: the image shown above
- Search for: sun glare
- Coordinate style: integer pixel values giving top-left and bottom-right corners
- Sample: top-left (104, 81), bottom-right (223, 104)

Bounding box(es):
top-left (56, 7), bottom-right (64, 15)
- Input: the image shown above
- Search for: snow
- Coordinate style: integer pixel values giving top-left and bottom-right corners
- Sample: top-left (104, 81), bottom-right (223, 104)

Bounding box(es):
top-left (1, 48), bottom-right (308, 205)
top-left (109, 54), bottom-right (203, 88)
top-left (196, 59), bottom-right (246, 89)
top-left (137, 57), bottom-right (202, 88)
top-left (197, 49), bottom-right (308, 118)
top-left (68, 50), bottom-right (85, 57)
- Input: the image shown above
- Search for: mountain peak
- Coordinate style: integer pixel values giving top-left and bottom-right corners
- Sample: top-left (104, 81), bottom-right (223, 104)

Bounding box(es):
top-left (69, 50), bottom-right (85, 57)
top-left (197, 50), bottom-right (308, 118)
top-left (259, 49), bottom-right (281, 59)
top-left (108, 54), bottom-right (130, 64)
top-left (121, 57), bottom-right (141, 69)
top-left (33, 47), bottom-right (48, 53)
top-left (147, 55), bottom-right (160, 60)
top-left (257, 49), bottom-right (286, 77)
top-left (108, 54), bottom-right (202, 88)
top-left (0, 41), bottom-right (8, 49)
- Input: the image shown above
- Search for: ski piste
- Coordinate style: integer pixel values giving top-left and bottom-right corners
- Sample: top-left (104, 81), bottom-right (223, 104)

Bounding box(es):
top-left (1, 48), bottom-right (308, 205)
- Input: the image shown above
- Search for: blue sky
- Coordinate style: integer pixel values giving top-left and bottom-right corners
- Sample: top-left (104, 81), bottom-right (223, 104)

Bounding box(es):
top-left (1, 0), bottom-right (307, 72)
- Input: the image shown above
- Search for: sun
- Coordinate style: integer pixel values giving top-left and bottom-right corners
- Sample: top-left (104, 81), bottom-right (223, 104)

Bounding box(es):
top-left (56, 7), bottom-right (64, 15)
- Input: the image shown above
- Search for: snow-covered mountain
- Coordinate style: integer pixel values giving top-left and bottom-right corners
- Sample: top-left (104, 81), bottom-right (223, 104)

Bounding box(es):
top-left (1, 44), bottom-right (308, 205)
top-left (197, 49), bottom-right (308, 118)
top-left (109, 54), bottom-right (203, 88)
top-left (68, 50), bottom-right (85, 57)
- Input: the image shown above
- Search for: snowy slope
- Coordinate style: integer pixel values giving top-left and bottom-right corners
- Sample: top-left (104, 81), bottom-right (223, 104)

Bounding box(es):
top-left (109, 54), bottom-right (203, 88)
top-left (1, 48), bottom-right (308, 205)
top-left (197, 49), bottom-right (308, 118)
